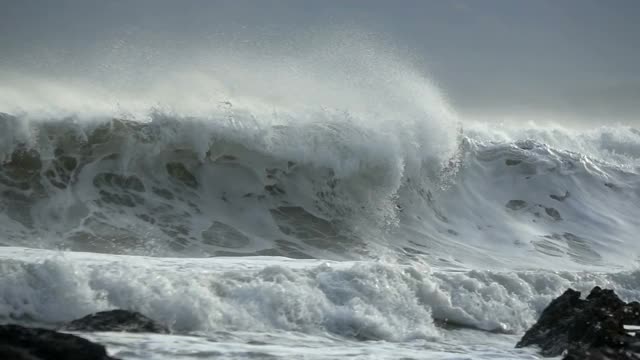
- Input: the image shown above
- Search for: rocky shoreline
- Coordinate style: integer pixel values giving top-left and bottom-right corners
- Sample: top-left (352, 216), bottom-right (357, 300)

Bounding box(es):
top-left (517, 286), bottom-right (640, 359)
top-left (0, 310), bottom-right (167, 360)
top-left (3, 288), bottom-right (640, 359)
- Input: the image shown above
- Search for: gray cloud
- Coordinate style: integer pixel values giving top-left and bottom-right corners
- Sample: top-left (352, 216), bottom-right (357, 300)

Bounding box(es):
top-left (1, 0), bottom-right (639, 123)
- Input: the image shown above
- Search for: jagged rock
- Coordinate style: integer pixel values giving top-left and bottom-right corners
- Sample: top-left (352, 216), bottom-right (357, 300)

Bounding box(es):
top-left (516, 288), bottom-right (584, 356)
top-left (564, 343), bottom-right (640, 360)
top-left (517, 286), bottom-right (640, 359)
top-left (0, 324), bottom-right (118, 360)
top-left (618, 301), bottom-right (640, 325)
top-left (63, 309), bottom-right (169, 333)
top-left (0, 344), bottom-right (40, 360)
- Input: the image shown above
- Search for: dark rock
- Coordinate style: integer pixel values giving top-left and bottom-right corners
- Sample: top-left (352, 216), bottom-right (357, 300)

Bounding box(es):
top-left (0, 344), bottom-right (40, 360)
top-left (517, 286), bottom-right (640, 359)
top-left (505, 159), bottom-right (522, 166)
top-left (64, 309), bottom-right (169, 334)
top-left (617, 301), bottom-right (640, 325)
top-left (0, 324), bottom-right (118, 360)
top-left (565, 346), bottom-right (640, 360)
top-left (516, 288), bottom-right (584, 356)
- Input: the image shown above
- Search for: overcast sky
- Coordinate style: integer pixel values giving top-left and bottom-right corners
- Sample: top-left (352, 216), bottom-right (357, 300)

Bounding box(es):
top-left (1, 0), bottom-right (639, 123)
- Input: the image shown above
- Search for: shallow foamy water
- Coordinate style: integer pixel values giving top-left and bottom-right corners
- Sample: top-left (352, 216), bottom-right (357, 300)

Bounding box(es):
top-left (3, 247), bottom-right (638, 359)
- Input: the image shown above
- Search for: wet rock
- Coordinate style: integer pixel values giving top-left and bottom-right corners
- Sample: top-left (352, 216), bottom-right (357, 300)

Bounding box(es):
top-left (506, 200), bottom-right (527, 210)
top-left (0, 344), bottom-right (40, 360)
top-left (0, 324), bottom-right (118, 360)
top-left (517, 287), bottom-right (640, 359)
top-left (64, 309), bottom-right (169, 334)
top-left (565, 346), bottom-right (640, 360)
top-left (166, 162), bottom-right (198, 188)
top-left (516, 288), bottom-right (583, 356)
top-left (617, 301), bottom-right (640, 325)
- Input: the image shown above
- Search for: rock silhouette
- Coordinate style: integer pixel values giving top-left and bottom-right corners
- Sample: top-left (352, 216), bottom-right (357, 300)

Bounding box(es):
top-left (517, 286), bottom-right (640, 359)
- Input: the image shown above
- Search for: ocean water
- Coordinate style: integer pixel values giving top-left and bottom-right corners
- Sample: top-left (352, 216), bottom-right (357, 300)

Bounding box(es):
top-left (1, 48), bottom-right (640, 359)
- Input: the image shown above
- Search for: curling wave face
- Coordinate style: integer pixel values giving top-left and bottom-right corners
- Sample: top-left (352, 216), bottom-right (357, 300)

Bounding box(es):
top-left (0, 109), bottom-right (454, 259)
top-left (0, 111), bottom-right (639, 271)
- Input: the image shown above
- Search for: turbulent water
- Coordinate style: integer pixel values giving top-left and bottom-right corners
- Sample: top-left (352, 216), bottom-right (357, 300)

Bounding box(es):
top-left (1, 61), bottom-right (640, 358)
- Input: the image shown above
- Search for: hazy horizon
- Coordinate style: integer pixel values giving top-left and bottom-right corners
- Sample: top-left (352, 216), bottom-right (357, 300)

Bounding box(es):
top-left (1, 0), bottom-right (639, 125)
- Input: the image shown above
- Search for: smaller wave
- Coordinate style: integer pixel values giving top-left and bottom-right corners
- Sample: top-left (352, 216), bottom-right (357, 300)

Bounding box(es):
top-left (2, 247), bottom-right (640, 341)
top-left (465, 122), bottom-right (640, 167)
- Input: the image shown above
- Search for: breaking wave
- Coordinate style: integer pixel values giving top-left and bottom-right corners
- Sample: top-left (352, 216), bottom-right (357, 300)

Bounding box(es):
top-left (2, 247), bottom-right (640, 341)
top-left (0, 110), bottom-right (639, 271)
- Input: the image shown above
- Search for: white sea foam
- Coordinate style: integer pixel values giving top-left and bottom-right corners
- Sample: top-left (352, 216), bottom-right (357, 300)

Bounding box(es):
top-left (2, 247), bottom-right (639, 337)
